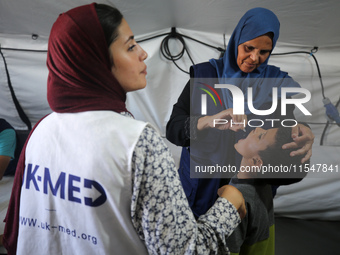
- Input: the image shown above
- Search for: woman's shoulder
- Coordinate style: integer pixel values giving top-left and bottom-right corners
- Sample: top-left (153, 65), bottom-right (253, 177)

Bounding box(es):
top-left (265, 64), bottom-right (289, 78)
top-left (190, 61), bottom-right (217, 78)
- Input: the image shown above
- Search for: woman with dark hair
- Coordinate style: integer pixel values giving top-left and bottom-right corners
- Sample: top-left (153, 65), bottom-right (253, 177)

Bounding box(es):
top-left (3, 3), bottom-right (246, 255)
top-left (166, 7), bottom-right (314, 218)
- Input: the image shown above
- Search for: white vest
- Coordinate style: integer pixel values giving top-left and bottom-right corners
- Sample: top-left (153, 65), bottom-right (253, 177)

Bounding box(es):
top-left (17, 111), bottom-right (148, 254)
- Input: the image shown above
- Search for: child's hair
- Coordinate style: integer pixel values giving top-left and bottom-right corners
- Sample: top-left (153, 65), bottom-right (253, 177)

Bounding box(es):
top-left (258, 126), bottom-right (310, 184)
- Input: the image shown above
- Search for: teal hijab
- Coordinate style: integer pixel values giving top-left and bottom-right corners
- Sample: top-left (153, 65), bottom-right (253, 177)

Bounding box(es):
top-left (210, 7), bottom-right (300, 114)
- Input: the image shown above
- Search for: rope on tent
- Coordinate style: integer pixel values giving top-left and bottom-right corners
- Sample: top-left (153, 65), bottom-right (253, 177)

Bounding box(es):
top-left (320, 97), bottom-right (340, 145)
top-left (138, 27), bottom-right (225, 74)
top-left (0, 46), bottom-right (32, 130)
top-left (272, 48), bottom-right (340, 144)
top-left (272, 47), bottom-right (325, 99)
top-left (159, 27), bottom-right (193, 74)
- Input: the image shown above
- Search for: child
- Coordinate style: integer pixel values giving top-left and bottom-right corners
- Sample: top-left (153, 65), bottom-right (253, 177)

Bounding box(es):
top-left (224, 126), bottom-right (309, 255)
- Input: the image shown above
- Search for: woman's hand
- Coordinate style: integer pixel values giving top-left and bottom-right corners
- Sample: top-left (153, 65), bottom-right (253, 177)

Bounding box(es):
top-left (282, 124), bottom-right (315, 163)
top-left (197, 108), bottom-right (247, 132)
top-left (218, 185), bottom-right (247, 219)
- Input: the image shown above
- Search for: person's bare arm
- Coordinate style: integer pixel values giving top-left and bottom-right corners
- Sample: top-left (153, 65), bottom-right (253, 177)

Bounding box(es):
top-left (218, 185), bottom-right (247, 219)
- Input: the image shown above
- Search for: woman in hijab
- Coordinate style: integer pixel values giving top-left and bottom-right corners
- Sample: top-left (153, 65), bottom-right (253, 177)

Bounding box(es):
top-left (3, 3), bottom-right (247, 255)
top-left (166, 7), bottom-right (314, 218)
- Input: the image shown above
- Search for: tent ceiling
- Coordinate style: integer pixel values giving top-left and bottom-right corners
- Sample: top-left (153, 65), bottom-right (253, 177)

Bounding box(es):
top-left (1, 0), bottom-right (340, 48)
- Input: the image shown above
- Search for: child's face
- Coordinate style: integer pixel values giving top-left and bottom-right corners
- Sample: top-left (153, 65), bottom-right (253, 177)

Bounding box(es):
top-left (109, 18), bottom-right (148, 93)
top-left (234, 127), bottom-right (278, 160)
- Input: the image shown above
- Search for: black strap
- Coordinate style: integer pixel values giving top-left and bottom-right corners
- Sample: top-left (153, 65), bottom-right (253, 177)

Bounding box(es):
top-left (0, 47), bottom-right (32, 130)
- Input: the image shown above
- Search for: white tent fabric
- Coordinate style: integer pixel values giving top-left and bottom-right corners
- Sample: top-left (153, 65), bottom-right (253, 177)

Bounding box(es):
top-left (0, 0), bottom-right (340, 220)
top-left (274, 145), bottom-right (340, 220)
